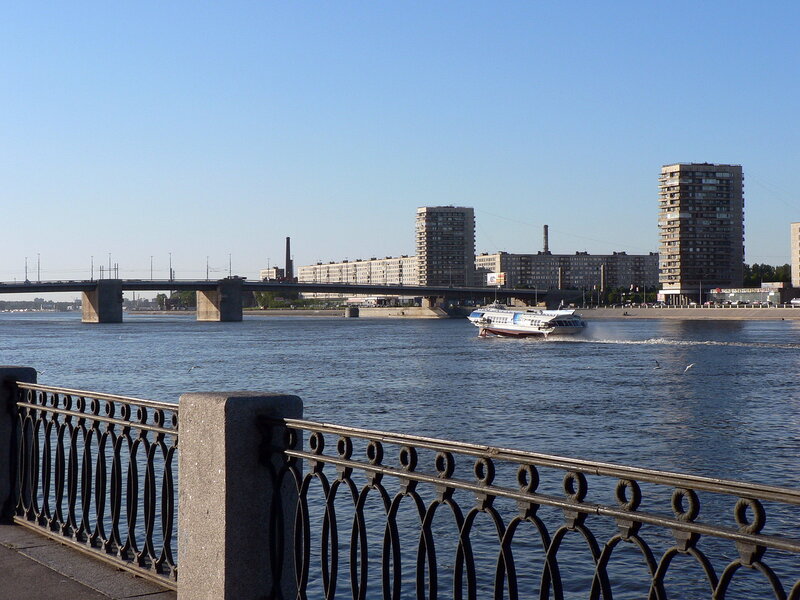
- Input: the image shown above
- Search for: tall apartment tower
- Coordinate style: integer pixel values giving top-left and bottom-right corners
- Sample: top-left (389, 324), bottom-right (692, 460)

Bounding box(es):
top-left (415, 206), bottom-right (475, 286)
top-left (791, 223), bottom-right (800, 288)
top-left (658, 163), bottom-right (744, 303)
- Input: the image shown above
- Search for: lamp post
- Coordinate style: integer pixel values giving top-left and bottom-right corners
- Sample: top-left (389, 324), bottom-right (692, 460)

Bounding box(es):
top-left (699, 275), bottom-right (703, 305)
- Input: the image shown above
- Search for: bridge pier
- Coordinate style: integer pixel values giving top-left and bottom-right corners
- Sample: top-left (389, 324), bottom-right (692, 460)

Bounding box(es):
top-left (196, 278), bottom-right (243, 322)
top-left (421, 296), bottom-right (443, 308)
top-left (81, 280), bottom-right (123, 323)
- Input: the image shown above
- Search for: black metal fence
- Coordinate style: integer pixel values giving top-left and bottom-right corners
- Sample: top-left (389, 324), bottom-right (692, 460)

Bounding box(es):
top-left (12, 382), bottom-right (178, 589)
top-left (7, 381), bottom-right (800, 598)
top-left (263, 418), bottom-right (800, 600)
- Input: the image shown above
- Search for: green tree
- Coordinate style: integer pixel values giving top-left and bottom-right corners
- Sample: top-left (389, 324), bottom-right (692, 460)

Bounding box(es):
top-left (743, 263), bottom-right (790, 287)
top-left (170, 291), bottom-right (196, 308)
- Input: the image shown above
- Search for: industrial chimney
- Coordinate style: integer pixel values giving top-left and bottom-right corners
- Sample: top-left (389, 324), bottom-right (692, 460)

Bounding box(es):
top-left (543, 225), bottom-right (550, 254)
top-left (285, 237), bottom-right (294, 282)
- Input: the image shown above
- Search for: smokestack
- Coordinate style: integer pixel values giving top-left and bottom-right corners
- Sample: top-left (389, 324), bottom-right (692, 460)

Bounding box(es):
top-left (285, 237), bottom-right (294, 281)
top-left (543, 225), bottom-right (550, 254)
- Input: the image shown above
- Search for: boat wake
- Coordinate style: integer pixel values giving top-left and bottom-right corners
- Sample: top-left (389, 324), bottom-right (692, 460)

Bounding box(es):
top-left (551, 337), bottom-right (800, 350)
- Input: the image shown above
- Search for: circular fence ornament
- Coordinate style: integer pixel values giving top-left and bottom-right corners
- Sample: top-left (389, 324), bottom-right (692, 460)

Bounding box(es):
top-left (517, 464), bottom-right (540, 493)
top-left (734, 497), bottom-right (765, 534)
top-left (615, 479), bottom-right (642, 511)
top-left (563, 471), bottom-right (588, 502)
top-left (366, 440), bottom-right (384, 465)
top-left (474, 457), bottom-right (495, 486)
top-left (309, 431), bottom-right (325, 455)
top-left (336, 436), bottom-right (353, 459)
top-left (435, 452), bottom-right (455, 479)
top-left (671, 488), bottom-right (700, 522)
top-left (399, 446), bottom-right (418, 471)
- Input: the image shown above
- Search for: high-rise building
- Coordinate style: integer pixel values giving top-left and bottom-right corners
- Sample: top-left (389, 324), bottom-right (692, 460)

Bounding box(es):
top-left (658, 163), bottom-right (744, 304)
top-left (791, 223), bottom-right (800, 288)
top-left (415, 206), bottom-right (475, 286)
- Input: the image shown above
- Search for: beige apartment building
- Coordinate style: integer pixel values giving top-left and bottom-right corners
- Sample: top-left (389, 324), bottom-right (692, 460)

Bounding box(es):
top-left (297, 255), bottom-right (419, 286)
top-left (792, 222), bottom-right (800, 288)
top-left (658, 163), bottom-right (744, 304)
top-left (475, 251), bottom-right (658, 290)
top-left (415, 206), bottom-right (475, 287)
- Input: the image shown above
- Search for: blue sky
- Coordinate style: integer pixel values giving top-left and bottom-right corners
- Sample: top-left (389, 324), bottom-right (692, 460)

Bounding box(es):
top-left (2, 1), bottom-right (799, 287)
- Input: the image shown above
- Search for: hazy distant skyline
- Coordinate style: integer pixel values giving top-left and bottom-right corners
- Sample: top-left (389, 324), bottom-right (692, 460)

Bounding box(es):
top-left (3, 2), bottom-right (800, 290)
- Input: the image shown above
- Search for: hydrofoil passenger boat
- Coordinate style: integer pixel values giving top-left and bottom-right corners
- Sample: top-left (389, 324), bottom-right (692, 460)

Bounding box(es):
top-left (468, 303), bottom-right (587, 338)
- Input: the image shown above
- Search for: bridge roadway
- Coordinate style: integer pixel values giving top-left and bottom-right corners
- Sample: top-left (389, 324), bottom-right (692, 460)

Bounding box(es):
top-left (0, 278), bottom-right (579, 323)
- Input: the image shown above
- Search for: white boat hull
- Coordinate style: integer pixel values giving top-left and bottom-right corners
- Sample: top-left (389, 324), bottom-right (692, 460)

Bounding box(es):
top-left (468, 305), bottom-right (587, 338)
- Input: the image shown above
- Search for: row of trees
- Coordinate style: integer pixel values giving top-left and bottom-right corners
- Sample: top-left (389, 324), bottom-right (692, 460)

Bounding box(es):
top-left (743, 263), bottom-right (791, 287)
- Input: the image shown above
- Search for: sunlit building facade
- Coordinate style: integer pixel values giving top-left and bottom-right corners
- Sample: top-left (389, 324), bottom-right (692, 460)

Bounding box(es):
top-left (475, 251), bottom-right (658, 290)
top-left (658, 163), bottom-right (744, 304)
top-left (791, 222), bottom-right (800, 288)
top-left (415, 206), bottom-right (475, 287)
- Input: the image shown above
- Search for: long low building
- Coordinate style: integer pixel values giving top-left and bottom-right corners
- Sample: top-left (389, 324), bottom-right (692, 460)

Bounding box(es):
top-left (297, 256), bottom-right (419, 286)
top-left (475, 251), bottom-right (659, 290)
top-left (297, 250), bottom-right (658, 291)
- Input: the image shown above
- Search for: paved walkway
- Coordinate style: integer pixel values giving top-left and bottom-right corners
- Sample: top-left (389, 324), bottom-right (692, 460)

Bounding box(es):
top-left (0, 523), bottom-right (175, 600)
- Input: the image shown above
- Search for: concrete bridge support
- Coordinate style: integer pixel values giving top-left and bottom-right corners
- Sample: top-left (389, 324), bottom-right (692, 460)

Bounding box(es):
top-left (421, 296), bottom-right (443, 308)
top-left (196, 278), bottom-right (244, 322)
top-left (81, 280), bottom-right (123, 323)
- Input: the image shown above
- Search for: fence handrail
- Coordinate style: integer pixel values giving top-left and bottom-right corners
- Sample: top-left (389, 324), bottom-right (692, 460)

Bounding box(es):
top-left (278, 417), bottom-right (800, 504)
top-left (16, 382), bottom-right (177, 412)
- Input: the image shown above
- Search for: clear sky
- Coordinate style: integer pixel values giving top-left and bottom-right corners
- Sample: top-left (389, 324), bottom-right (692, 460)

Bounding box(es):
top-left (2, 1), bottom-right (799, 288)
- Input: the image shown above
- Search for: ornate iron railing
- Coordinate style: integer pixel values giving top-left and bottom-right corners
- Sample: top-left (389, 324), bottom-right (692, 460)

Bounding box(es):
top-left (264, 418), bottom-right (800, 599)
top-left (13, 382), bottom-right (178, 589)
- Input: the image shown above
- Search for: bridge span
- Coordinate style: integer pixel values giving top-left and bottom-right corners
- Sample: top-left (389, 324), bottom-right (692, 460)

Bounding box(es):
top-left (0, 278), bottom-right (580, 323)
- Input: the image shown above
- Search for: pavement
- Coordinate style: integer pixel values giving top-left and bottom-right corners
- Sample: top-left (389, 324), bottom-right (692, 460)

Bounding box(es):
top-left (0, 523), bottom-right (176, 600)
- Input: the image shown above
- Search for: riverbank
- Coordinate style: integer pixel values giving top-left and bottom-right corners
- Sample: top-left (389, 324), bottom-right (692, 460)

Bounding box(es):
top-left (577, 306), bottom-right (800, 320)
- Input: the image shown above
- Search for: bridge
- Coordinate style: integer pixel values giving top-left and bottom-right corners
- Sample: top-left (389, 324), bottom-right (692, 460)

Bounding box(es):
top-left (0, 278), bottom-right (580, 323)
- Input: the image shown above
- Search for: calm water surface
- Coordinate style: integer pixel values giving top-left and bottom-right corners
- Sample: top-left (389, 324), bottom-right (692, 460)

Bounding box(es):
top-left (3, 311), bottom-right (800, 483)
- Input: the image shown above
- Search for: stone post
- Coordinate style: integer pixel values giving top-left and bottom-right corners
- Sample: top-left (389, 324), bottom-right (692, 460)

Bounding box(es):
top-left (0, 367), bottom-right (36, 522)
top-left (178, 392), bottom-right (302, 600)
top-left (82, 279), bottom-right (124, 323)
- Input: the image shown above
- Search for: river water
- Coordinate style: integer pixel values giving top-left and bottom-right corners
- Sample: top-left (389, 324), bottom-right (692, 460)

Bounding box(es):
top-left (3, 312), bottom-right (800, 596)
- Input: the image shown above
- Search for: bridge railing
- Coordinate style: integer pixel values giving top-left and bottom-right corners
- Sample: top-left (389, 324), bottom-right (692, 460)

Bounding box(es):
top-left (10, 380), bottom-right (178, 589)
top-left (259, 418), bottom-right (800, 599)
